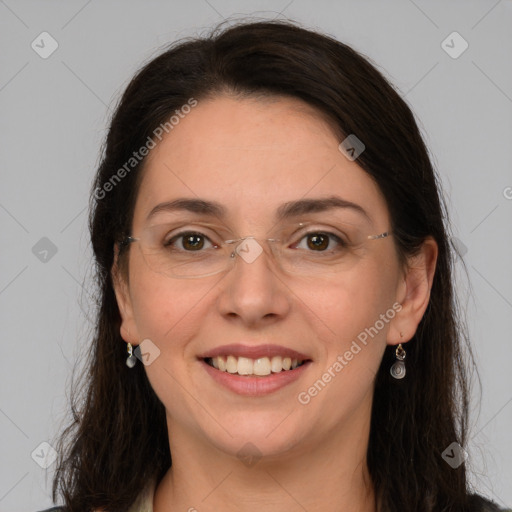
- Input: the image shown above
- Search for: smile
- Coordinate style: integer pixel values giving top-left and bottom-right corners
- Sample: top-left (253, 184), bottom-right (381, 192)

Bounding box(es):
top-left (205, 355), bottom-right (306, 376)
top-left (198, 344), bottom-right (312, 395)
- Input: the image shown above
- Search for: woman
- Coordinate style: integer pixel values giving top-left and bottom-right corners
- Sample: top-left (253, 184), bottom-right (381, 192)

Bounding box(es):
top-left (42, 20), bottom-right (507, 512)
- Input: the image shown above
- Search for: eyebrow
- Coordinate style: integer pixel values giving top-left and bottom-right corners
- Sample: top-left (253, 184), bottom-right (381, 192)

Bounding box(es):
top-left (145, 196), bottom-right (370, 222)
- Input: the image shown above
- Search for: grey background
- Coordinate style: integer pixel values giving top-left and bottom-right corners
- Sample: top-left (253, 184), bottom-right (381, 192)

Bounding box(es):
top-left (1, 1), bottom-right (511, 510)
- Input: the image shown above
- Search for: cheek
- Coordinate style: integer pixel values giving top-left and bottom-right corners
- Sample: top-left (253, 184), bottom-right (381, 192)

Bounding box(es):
top-left (127, 270), bottom-right (220, 425)
top-left (299, 258), bottom-right (398, 346)
top-left (128, 263), bottom-right (216, 348)
top-left (295, 264), bottom-right (398, 422)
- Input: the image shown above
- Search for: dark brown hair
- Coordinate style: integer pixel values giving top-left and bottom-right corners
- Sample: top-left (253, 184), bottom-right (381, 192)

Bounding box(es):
top-left (52, 19), bottom-right (488, 511)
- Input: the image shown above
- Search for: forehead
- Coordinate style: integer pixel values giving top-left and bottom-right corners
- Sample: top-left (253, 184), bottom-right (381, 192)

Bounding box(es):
top-left (133, 95), bottom-right (389, 229)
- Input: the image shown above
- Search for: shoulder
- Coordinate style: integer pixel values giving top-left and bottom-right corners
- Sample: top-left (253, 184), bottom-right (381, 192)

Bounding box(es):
top-left (469, 493), bottom-right (511, 511)
top-left (35, 478), bottom-right (155, 512)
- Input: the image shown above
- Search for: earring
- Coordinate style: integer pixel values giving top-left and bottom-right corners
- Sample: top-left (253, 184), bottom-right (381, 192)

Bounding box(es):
top-left (390, 335), bottom-right (406, 379)
top-left (126, 342), bottom-right (137, 368)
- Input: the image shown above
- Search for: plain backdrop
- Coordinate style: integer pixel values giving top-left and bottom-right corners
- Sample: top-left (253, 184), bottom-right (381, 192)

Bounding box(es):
top-left (1, 1), bottom-right (511, 510)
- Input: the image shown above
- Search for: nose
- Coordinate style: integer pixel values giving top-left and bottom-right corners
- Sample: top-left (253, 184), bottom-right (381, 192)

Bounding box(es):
top-left (216, 238), bottom-right (292, 327)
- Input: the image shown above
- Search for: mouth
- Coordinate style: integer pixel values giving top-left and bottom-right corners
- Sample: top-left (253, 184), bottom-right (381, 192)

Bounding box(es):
top-left (204, 355), bottom-right (308, 377)
top-left (198, 344), bottom-right (312, 395)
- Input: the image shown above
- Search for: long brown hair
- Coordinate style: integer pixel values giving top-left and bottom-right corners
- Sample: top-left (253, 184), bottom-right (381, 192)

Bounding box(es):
top-left (53, 19), bottom-right (484, 511)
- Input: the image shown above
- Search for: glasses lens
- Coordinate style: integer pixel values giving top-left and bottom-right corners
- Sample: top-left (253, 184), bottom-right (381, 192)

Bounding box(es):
top-left (136, 225), bottom-right (228, 278)
top-left (275, 228), bottom-right (361, 276)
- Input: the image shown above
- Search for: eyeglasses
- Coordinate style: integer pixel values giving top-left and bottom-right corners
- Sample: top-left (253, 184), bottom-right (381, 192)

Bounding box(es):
top-left (121, 220), bottom-right (391, 279)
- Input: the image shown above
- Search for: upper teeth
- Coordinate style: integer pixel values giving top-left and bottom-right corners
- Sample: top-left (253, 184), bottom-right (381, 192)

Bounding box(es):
top-left (209, 355), bottom-right (303, 376)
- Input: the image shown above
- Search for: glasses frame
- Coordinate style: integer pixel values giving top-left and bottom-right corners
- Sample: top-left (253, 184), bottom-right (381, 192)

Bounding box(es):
top-left (120, 228), bottom-right (391, 279)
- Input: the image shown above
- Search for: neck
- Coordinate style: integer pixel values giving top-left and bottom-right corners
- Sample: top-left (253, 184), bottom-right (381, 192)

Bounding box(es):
top-left (153, 403), bottom-right (376, 512)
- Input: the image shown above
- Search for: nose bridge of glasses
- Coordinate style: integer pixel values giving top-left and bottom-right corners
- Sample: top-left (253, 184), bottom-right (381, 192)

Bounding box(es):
top-left (225, 236), bottom-right (280, 266)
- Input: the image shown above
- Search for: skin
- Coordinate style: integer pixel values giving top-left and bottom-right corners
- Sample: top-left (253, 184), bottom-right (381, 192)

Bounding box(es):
top-left (112, 95), bottom-right (437, 512)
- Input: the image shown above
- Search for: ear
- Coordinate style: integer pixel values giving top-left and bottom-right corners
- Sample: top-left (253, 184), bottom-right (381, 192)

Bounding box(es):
top-left (387, 237), bottom-right (438, 345)
top-left (111, 243), bottom-right (140, 346)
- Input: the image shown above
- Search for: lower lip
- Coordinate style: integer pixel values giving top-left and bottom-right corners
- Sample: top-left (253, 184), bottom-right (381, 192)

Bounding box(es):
top-left (200, 359), bottom-right (312, 396)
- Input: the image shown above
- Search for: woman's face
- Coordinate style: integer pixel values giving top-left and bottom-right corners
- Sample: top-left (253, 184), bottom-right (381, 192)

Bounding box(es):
top-left (115, 95), bottom-right (409, 460)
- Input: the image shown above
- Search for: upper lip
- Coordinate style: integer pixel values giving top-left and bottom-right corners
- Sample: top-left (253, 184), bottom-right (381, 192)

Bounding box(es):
top-left (199, 344), bottom-right (311, 361)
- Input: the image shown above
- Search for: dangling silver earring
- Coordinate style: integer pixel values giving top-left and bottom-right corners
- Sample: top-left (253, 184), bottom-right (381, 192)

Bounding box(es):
top-left (390, 335), bottom-right (406, 379)
top-left (126, 342), bottom-right (137, 368)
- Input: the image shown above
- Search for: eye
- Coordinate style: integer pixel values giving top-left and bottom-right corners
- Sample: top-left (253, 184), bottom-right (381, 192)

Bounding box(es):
top-left (164, 231), bottom-right (216, 251)
top-left (293, 231), bottom-right (346, 252)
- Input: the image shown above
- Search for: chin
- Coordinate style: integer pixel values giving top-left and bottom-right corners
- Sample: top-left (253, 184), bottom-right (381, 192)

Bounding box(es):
top-left (197, 408), bottom-right (311, 461)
